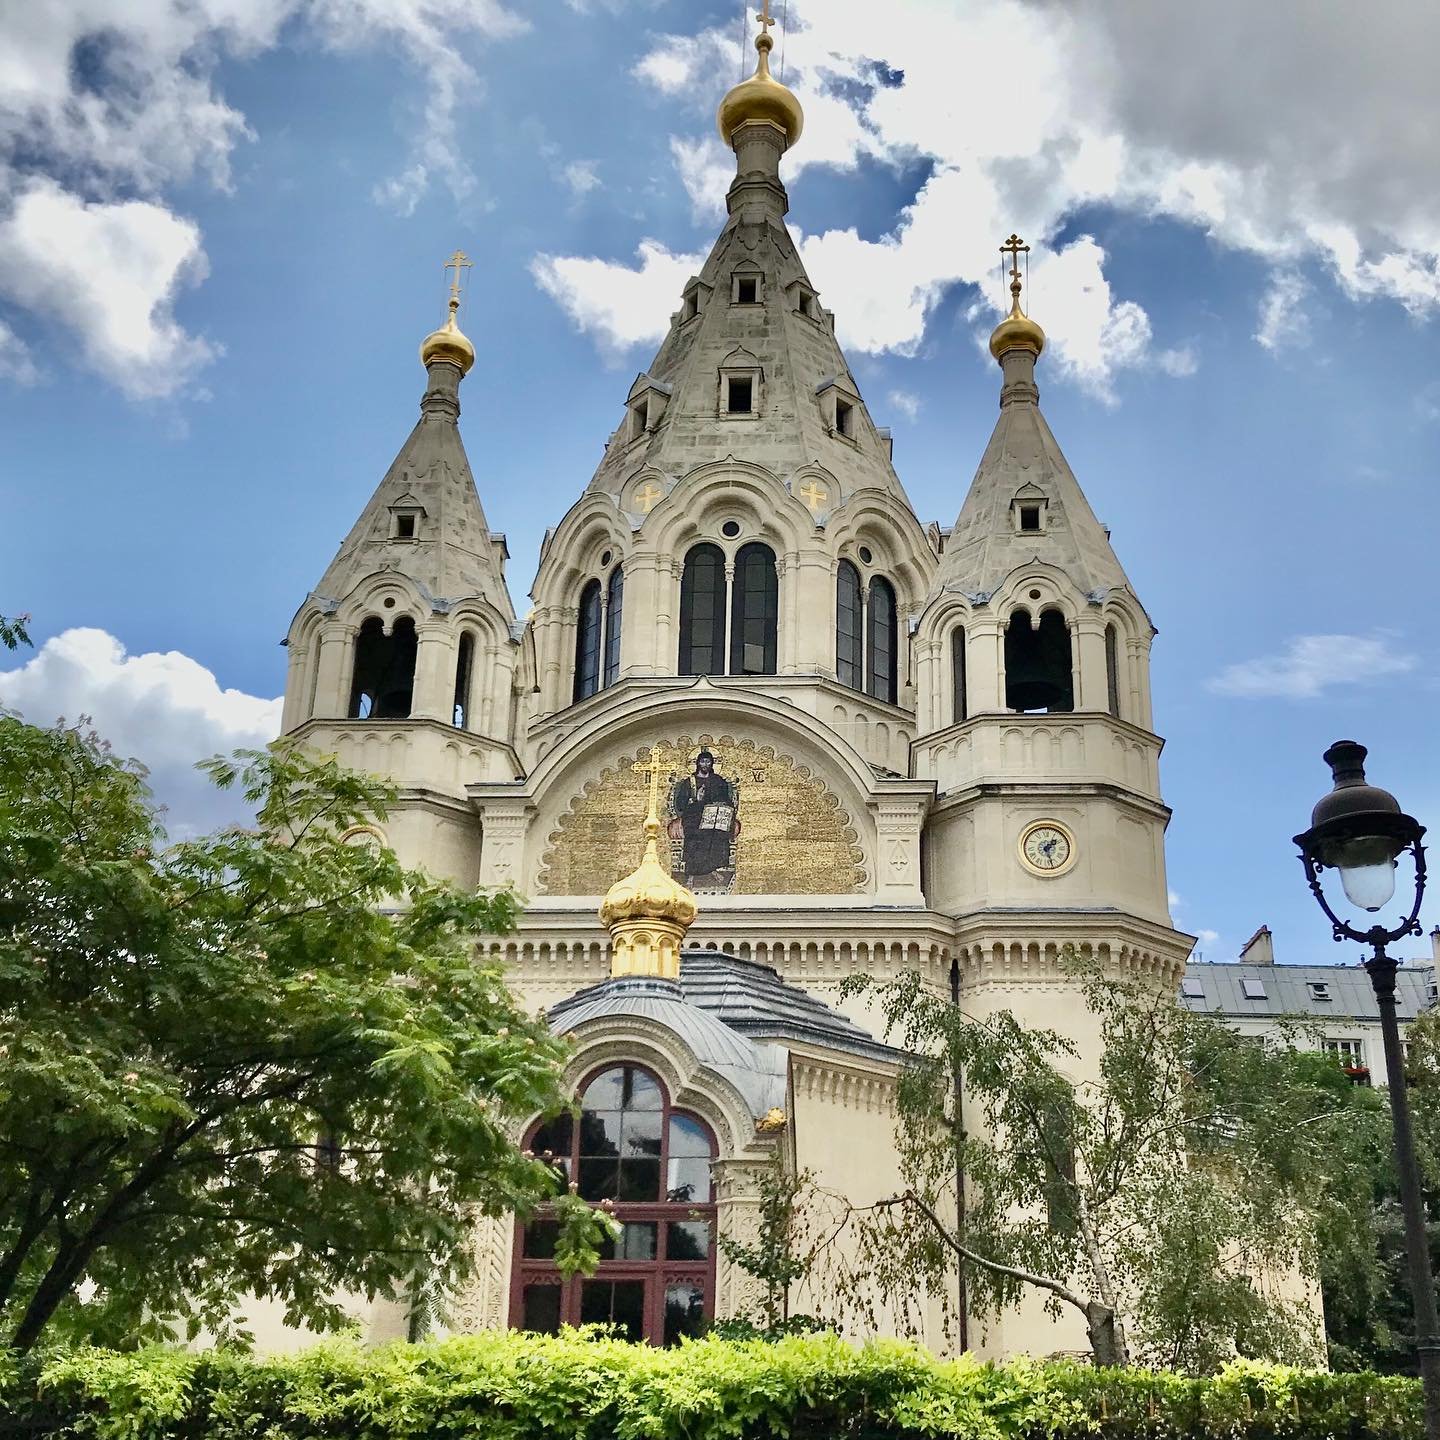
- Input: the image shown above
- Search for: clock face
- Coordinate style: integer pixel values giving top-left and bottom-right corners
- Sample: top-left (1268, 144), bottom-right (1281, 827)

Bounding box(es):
top-left (1019, 821), bottom-right (1075, 876)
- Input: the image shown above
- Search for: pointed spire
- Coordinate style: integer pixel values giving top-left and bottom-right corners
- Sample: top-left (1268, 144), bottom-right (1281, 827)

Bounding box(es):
top-left (598, 749), bottom-right (698, 981)
top-left (717, 4), bottom-right (803, 223)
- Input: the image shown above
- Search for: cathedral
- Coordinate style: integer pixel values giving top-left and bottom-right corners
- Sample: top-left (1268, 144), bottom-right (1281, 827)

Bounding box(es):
top-left (275, 12), bottom-right (1193, 1358)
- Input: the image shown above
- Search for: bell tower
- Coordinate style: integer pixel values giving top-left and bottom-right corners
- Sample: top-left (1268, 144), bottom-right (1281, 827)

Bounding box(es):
top-left (279, 254), bottom-right (519, 885)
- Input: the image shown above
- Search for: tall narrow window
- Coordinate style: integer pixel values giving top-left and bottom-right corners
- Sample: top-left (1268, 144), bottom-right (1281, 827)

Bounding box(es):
top-left (1004, 608), bottom-right (1074, 713)
top-left (866, 576), bottom-right (897, 703)
top-left (679, 544), bottom-right (726, 676)
top-left (604, 566), bottom-right (624, 688)
top-left (453, 631), bottom-right (474, 728)
top-left (729, 543), bottom-right (778, 676)
top-left (835, 560), bottom-right (863, 690)
top-left (1104, 623), bottom-right (1121, 719)
top-left (951, 625), bottom-right (967, 723)
top-left (573, 580), bottom-right (602, 701)
top-left (349, 615), bottom-right (417, 719)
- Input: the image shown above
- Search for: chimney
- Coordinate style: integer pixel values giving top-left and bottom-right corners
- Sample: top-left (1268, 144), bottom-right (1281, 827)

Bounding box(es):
top-left (1239, 925), bottom-right (1275, 966)
top-left (1431, 926), bottom-right (1440, 968)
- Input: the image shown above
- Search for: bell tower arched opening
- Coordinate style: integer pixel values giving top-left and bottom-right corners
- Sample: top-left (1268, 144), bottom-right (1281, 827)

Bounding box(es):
top-left (1004, 607), bottom-right (1073, 713)
top-left (348, 615), bottom-right (417, 719)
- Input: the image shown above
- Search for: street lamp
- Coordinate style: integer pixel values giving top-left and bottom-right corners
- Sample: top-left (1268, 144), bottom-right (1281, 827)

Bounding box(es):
top-left (1295, 739), bottom-right (1437, 1438)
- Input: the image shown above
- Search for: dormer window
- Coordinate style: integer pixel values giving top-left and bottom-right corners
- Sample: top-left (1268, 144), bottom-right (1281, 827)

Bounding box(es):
top-left (396, 514), bottom-right (416, 539)
top-left (1009, 485), bottom-right (1049, 534)
top-left (727, 376), bottom-right (753, 414)
top-left (731, 266), bottom-right (762, 305)
top-left (797, 291), bottom-right (813, 317)
top-left (1019, 505), bottom-right (1041, 532)
top-left (718, 347), bottom-right (762, 419)
top-left (680, 277), bottom-right (710, 324)
top-left (629, 398), bottom-right (649, 441)
top-left (682, 292), bottom-right (699, 321)
top-left (835, 397), bottom-right (855, 438)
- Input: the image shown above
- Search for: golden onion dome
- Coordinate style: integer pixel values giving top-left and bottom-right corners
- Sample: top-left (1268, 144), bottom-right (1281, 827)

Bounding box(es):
top-left (420, 298), bottom-right (476, 375)
top-left (599, 817), bottom-right (698, 930)
top-left (717, 31), bottom-right (804, 149)
top-left (989, 293), bottom-right (1045, 360)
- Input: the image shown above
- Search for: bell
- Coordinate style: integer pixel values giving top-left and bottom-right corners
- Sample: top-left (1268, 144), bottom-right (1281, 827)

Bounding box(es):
top-left (1004, 609), bottom-right (1074, 712)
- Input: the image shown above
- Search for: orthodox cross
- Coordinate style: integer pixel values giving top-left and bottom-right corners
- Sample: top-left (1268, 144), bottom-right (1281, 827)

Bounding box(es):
top-left (756, 1), bottom-right (775, 38)
top-left (632, 748), bottom-right (674, 824)
top-left (798, 479), bottom-right (828, 512)
top-left (999, 233), bottom-right (1028, 308)
top-left (634, 480), bottom-right (663, 513)
top-left (444, 248), bottom-right (473, 305)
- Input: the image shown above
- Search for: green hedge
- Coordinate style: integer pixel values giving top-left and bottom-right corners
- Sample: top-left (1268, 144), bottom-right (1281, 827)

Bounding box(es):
top-left (0, 1332), bottom-right (1421, 1439)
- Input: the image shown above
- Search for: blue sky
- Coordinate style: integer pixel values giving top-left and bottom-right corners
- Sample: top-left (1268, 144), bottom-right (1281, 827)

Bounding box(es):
top-left (1, 0), bottom-right (1437, 962)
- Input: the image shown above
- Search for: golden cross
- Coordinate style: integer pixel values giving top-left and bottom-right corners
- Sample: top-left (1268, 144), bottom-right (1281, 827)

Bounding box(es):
top-left (444, 248), bottom-right (472, 305)
top-left (799, 479), bottom-right (827, 512)
top-left (634, 480), bottom-right (663, 513)
top-left (632, 748), bottom-right (674, 824)
top-left (999, 234), bottom-right (1029, 285)
top-left (756, 1), bottom-right (775, 37)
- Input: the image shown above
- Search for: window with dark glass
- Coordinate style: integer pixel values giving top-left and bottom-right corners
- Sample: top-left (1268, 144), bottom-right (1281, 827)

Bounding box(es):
top-left (729, 542), bottom-right (778, 676)
top-left (453, 631), bottom-right (474, 728)
top-left (1004, 607), bottom-right (1074, 712)
top-left (951, 625), bottom-right (967, 723)
top-left (835, 397), bottom-right (854, 437)
top-left (573, 579), bottom-right (602, 702)
top-left (734, 275), bottom-right (758, 304)
top-left (1104, 623), bottom-right (1121, 718)
top-left (348, 615), bottom-right (417, 719)
top-left (511, 1064), bottom-right (716, 1346)
top-left (604, 567), bottom-right (624, 688)
top-left (1019, 505), bottom-right (1041, 532)
top-left (726, 376), bottom-right (753, 414)
top-left (679, 544), bottom-right (726, 676)
top-left (836, 560), bottom-right (862, 690)
top-left (866, 576), bottom-right (897, 703)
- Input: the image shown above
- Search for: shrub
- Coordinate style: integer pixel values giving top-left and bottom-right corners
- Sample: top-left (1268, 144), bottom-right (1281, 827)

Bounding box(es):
top-left (1, 1332), bottom-right (1420, 1439)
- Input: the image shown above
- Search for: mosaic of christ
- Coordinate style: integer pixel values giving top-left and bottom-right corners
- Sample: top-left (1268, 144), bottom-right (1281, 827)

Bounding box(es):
top-left (665, 748), bottom-right (739, 893)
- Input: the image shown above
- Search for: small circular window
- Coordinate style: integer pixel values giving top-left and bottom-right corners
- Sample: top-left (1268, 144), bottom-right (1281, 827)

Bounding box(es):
top-left (858, 545), bottom-right (873, 564)
top-left (600, 549), bottom-right (613, 567)
top-left (383, 597), bottom-right (396, 609)
top-left (1028, 588), bottom-right (1042, 600)
top-left (721, 520), bottom-right (741, 538)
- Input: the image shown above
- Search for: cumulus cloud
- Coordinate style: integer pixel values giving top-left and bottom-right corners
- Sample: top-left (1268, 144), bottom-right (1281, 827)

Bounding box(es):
top-left (0, 318), bottom-right (36, 384)
top-left (1255, 271), bottom-right (1309, 353)
top-left (887, 388), bottom-right (921, 421)
top-left (0, 628), bottom-right (282, 838)
top-left (0, 0), bottom-right (526, 395)
top-left (540, 0), bottom-right (1440, 397)
top-left (1208, 634), bottom-right (1417, 700)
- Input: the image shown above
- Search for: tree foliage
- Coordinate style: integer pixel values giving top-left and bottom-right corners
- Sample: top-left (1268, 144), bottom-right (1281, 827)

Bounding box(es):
top-left (0, 716), bottom-right (600, 1350)
top-left (839, 962), bottom-right (1378, 1372)
top-left (0, 614), bottom-right (29, 651)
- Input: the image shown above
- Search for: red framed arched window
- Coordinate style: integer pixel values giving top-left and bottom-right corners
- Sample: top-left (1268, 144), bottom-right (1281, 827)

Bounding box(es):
top-left (510, 1063), bottom-right (717, 1345)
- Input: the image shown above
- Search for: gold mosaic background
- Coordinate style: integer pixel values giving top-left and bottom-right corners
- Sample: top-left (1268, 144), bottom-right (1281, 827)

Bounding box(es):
top-left (538, 735), bottom-right (867, 896)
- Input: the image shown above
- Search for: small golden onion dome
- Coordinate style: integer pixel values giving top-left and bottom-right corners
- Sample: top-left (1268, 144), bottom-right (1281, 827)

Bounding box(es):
top-left (420, 298), bottom-right (476, 375)
top-left (989, 298), bottom-right (1045, 360)
top-left (717, 32), bottom-right (804, 148)
top-left (599, 817), bottom-right (698, 930)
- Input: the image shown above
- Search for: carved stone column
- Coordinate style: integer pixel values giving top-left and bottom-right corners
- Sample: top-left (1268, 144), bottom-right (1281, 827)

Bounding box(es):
top-left (312, 621), bottom-right (353, 720)
top-left (711, 1157), bottom-right (776, 1322)
top-left (476, 801), bottom-right (533, 889)
top-left (871, 791), bottom-right (929, 904)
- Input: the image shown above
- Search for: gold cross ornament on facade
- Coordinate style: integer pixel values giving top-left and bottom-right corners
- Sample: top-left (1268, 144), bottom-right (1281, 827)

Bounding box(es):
top-left (444, 248), bottom-right (473, 304)
top-left (798, 479), bottom-right (828, 512)
top-left (634, 481), bottom-right (663, 513)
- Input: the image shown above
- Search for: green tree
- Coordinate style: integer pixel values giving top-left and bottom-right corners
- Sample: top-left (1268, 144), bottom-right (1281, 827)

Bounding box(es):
top-left (839, 963), bottom-right (1374, 1372)
top-left (0, 614), bottom-right (29, 650)
top-left (0, 716), bottom-right (604, 1350)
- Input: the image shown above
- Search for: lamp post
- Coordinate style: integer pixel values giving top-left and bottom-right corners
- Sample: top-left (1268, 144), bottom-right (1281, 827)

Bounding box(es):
top-left (1294, 739), bottom-right (1438, 1438)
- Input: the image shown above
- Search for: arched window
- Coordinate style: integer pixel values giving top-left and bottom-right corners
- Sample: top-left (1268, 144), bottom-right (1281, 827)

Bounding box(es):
top-left (1004, 607), bottom-right (1074, 713)
top-left (348, 615), bottom-right (417, 719)
top-left (1104, 623), bottom-right (1121, 719)
top-left (729, 542), bottom-right (777, 676)
top-left (604, 566), bottom-right (624, 688)
top-left (453, 632), bottom-right (474, 728)
top-left (866, 576), bottom-right (897, 703)
top-left (951, 625), bottom-right (967, 724)
top-left (573, 580), bottom-right (602, 702)
top-left (679, 544), bottom-right (726, 676)
top-left (511, 1064), bottom-right (716, 1346)
top-left (835, 560), bottom-right (862, 690)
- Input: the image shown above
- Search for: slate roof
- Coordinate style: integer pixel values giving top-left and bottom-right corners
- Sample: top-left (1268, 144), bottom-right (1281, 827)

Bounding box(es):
top-left (1179, 960), bottom-right (1437, 1022)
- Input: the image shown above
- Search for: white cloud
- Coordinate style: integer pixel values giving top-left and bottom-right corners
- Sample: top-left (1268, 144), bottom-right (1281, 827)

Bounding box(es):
top-left (1192, 928), bottom-right (1222, 959)
top-left (0, 628), bottom-right (281, 838)
top-left (887, 388), bottom-right (921, 421)
top-left (561, 160), bottom-right (601, 198)
top-left (0, 318), bottom-right (36, 384)
top-left (543, 0), bottom-right (1440, 396)
top-left (1255, 271), bottom-right (1309, 352)
top-left (531, 239), bottom-right (705, 360)
top-left (0, 180), bottom-right (215, 399)
top-left (669, 136), bottom-right (732, 222)
top-left (1208, 634), bottom-right (1417, 700)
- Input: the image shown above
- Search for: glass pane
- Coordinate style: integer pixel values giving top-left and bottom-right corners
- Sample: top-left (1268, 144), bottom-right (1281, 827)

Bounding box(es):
top-left (581, 1280), bottom-right (646, 1342)
top-left (522, 1220), bottom-right (559, 1259)
top-left (680, 546), bottom-right (726, 676)
top-left (578, 1157), bottom-right (618, 1201)
top-left (581, 1068), bottom-right (626, 1110)
top-left (619, 1222), bottom-right (658, 1261)
top-left (668, 1114), bottom-right (712, 1158)
top-left (522, 1284), bottom-right (562, 1334)
top-left (622, 1107), bottom-right (662, 1158)
top-left (667, 1157), bottom-right (711, 1204)
top-left (579, 1110), bottom-right (622, 1157)
top-left (666, 1220), bottom-right (711, 1261)
top-left (664, 1283), bottom-right (707, 1346)
top-left (529, 1112), bottom-right (573, 1161)
top-left (618, 1157), bottom-right (661, 1201)
top-left (604, 567), bottom-right (624, 689)
top-left (623, 1067), bottom-right (663, 1110)
top-left (574, 580), bottom-right (602, 702)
